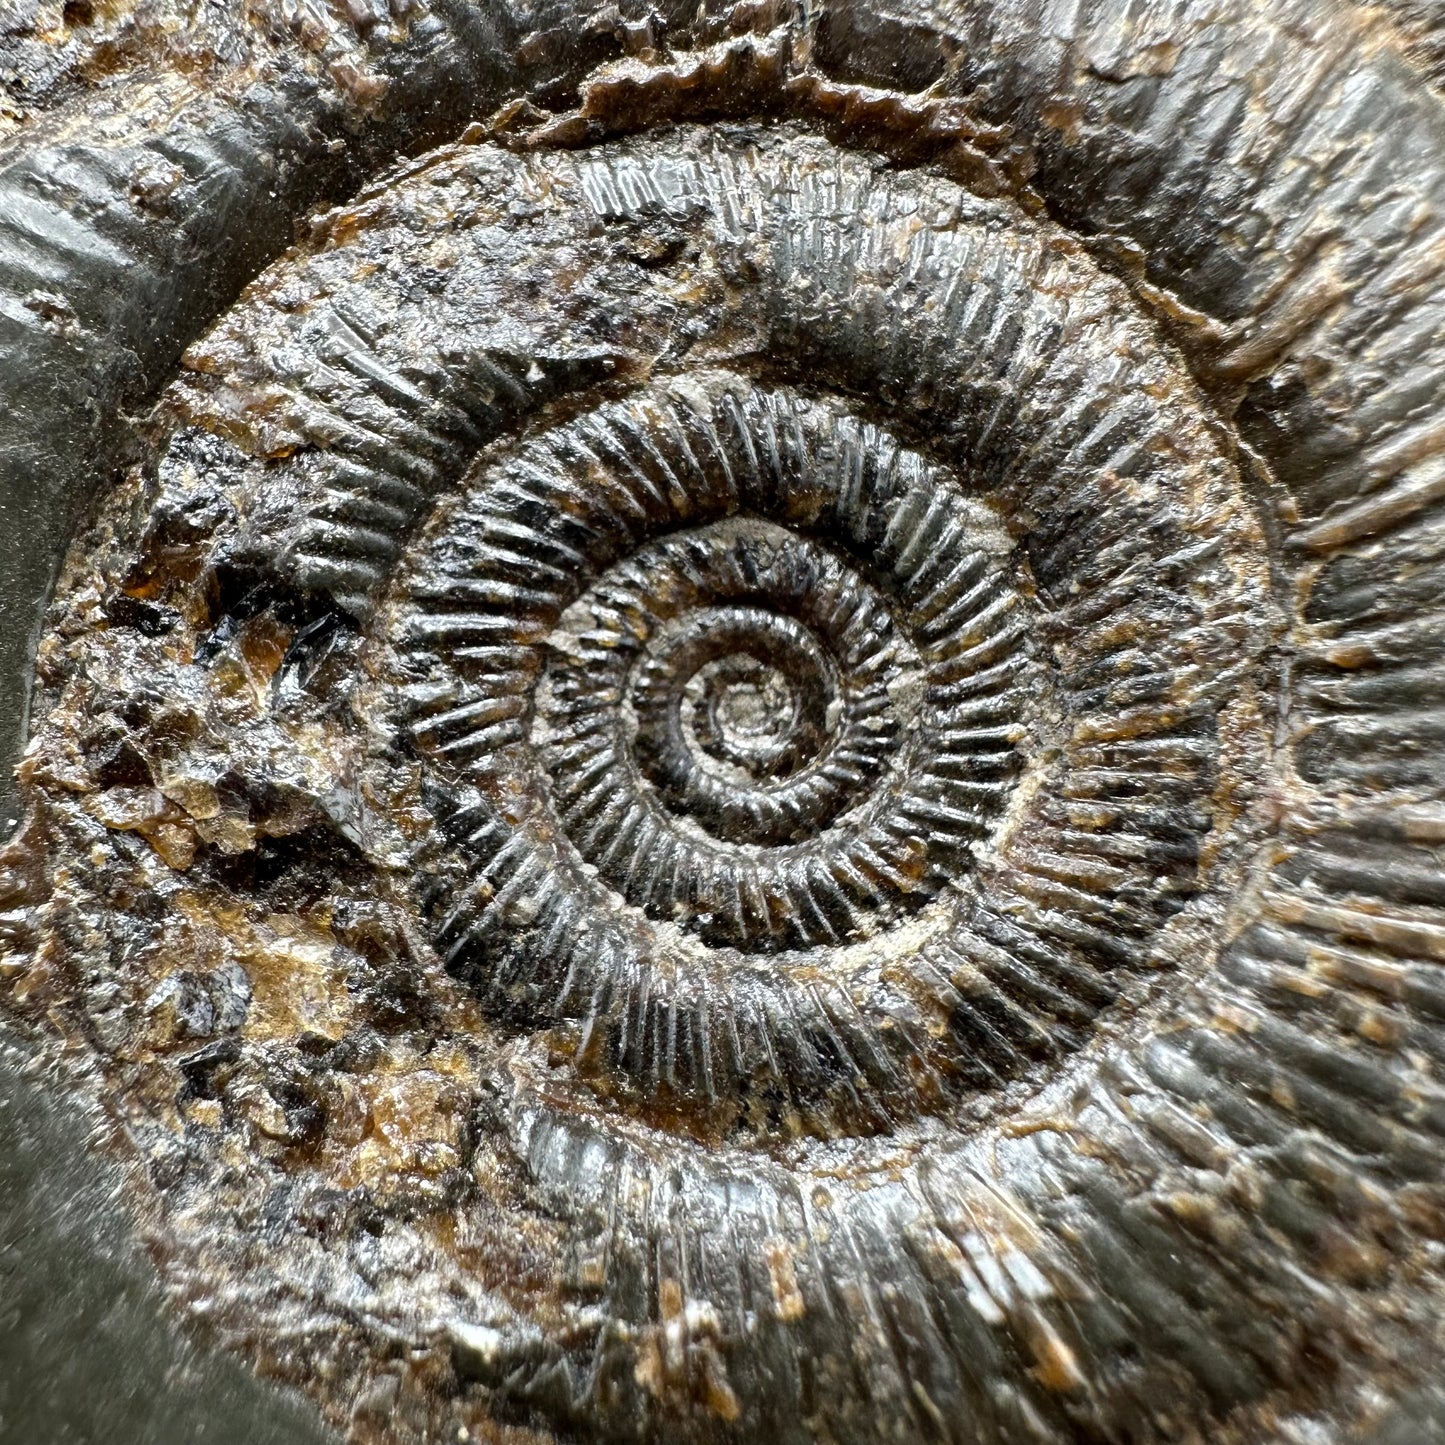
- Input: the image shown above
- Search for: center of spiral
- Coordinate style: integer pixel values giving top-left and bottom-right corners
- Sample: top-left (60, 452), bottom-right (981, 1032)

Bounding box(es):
top-left (398, 382), bottom-right (1038, 970)
top-left (638, 604), bottom-right (836, 794)
top-left (692, 657), bottom-right (798, 775)
top-left (543, 524), bottom-right (914, 870)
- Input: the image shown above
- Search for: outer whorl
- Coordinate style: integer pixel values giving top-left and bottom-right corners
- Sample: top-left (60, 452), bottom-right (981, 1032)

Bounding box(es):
top-left (1, 3), bottom-right (1444, 1444)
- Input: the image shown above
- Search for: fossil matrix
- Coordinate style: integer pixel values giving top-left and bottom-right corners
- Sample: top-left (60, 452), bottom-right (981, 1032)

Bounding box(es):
top-left (2, 2), bottom-right (1445, 1443)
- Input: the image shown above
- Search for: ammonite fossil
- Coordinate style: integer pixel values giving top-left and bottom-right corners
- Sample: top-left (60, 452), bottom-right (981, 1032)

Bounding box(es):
top-left (3, 2), bottom-right (1445, 1442)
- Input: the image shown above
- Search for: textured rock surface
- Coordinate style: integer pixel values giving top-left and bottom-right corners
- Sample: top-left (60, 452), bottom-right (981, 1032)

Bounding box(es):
top-left (3, 2), bottom-right (1445, 1443)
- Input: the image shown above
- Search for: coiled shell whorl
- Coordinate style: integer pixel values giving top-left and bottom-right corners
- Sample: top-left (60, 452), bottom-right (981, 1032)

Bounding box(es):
top-left (2, 3), bottom-right (1445, 1443)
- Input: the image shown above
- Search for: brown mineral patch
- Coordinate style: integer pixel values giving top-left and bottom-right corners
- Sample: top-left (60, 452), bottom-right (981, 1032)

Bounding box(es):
top-left (176, 902), bottom-right (355, 1041)
top-left (1028, 1321), bottom-right (1087, 1392)
top-left (765, 1237), bottom-right (806, 1322)
top-left (353, 1070), bottom-right (466, 1184)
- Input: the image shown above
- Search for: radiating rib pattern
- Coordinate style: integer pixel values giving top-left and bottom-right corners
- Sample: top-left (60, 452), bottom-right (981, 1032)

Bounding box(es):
top-left (134, 123), bottom-right (1276, 1437)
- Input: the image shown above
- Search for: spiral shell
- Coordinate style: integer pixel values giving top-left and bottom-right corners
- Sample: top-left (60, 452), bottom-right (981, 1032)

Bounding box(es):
top-left (3, 3), bottom-right (1445, 1443)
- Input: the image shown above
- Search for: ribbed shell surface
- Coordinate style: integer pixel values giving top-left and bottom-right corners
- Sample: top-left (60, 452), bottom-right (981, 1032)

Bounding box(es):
top-left (1, 3), bottom-right (1444, 1444)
